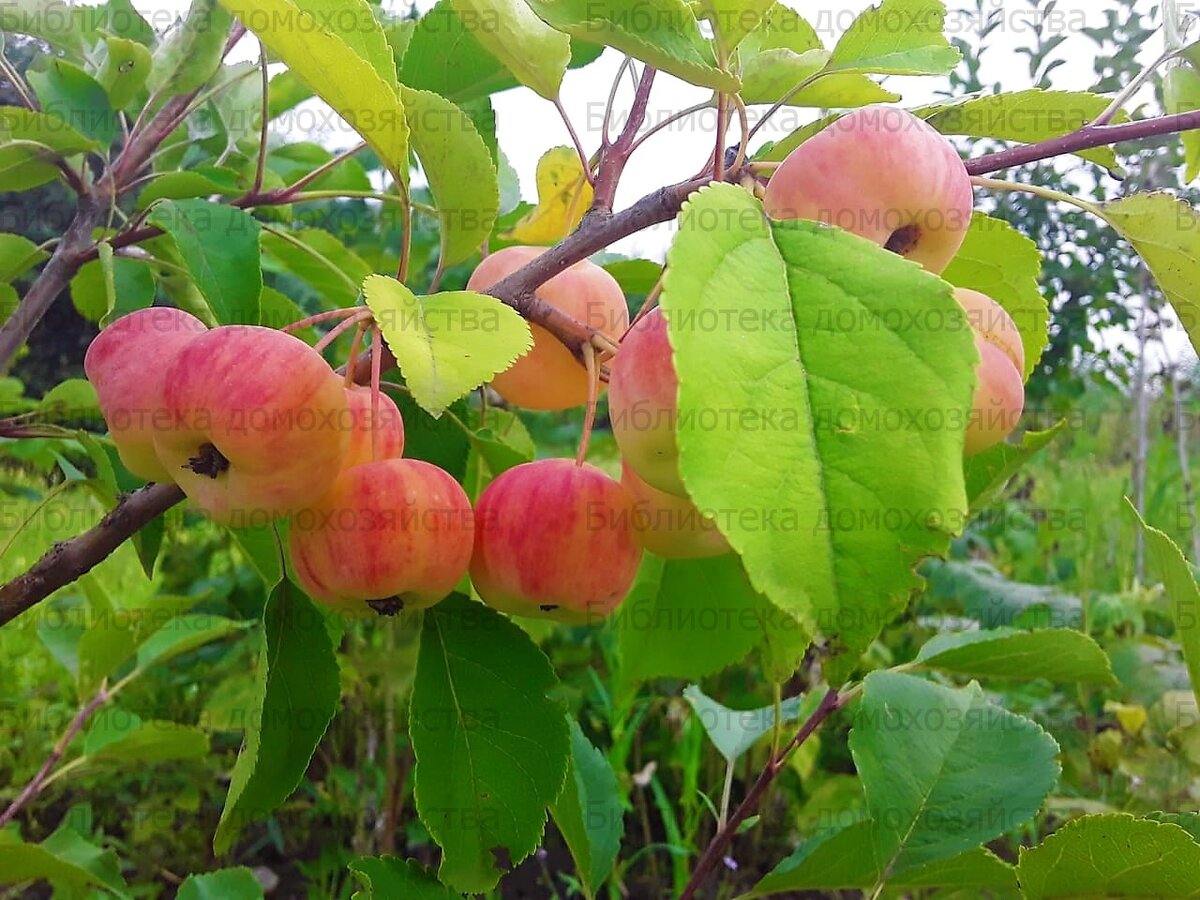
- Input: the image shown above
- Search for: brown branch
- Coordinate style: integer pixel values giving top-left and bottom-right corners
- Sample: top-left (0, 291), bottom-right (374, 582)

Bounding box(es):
top-left (591, 66), bottom-right (657, 213)
top-left (679, 687), bottom-right (843, 900)
top-left (0, 483), bottom-right (184, 627)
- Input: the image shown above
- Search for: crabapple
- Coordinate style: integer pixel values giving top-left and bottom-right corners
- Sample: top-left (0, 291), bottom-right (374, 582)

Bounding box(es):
top-left (342, 385), bottom-right (405, 468)
top-left (763, 106), bottom-right (973, 274)
top-left (470, 458), bottom-right (643, 623)
top-left (621, 462), bottom-right (730, 560)
top-left (289, 458), bottom-right (474, 615)
top-left (83, 306), bottom-right (207, 482)
top-left (466, 245), bottom-right (629, 410)
top-left (955, 288), bottom-right (1026, 455)
top-left (607, 307), bottom-right (685, 496)
top-left (153, 325), bottom-right (350, 525)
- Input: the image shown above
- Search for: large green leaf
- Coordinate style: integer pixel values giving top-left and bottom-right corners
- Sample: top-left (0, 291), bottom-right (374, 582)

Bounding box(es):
top-left (84, 718), bottom-right (209, 764)
top-left (402, 87), bottom-right (499, 267)
top-left (1097, 192), bottom-right (1200, 357)
top-left (135, 614), bottom-right (248, 671)
top-left (447, 0), bottom-right (570, 99)
top-left (27, 59), bottom-right (117, 147)
top-left (288, 0), bottom-right (396, 88)
top-left (525, 0), bottom-right (738, 91)
top-left (849, 671), bottom-right (1059, 876)
top-left (70, 254), bottom-right (156, 324)
top-left (0, 826), bottom-right (128, 895)
top-left (921, 89), bottom-right (1126, 169)
top-left (913, 627), bottom-right (1117, 685)
top-left (214, 581), bottom-right (340, 854)
top-left (1017, 814), bottom-right (1200, 898)
top-left (700, 0), bottom-right (775, 50)
top-left (217, 0), bottom-right (409, 183)
top-left (410, 595), bottom-right (570, 893)
top-left (549, 718), bottom-right (623, 900)
top-left (941, 212), bottom-right (1048, 379)
top-left (178, 868), bottom-right (264, 900)
top-left (827, 0), bottom-right (960, 76)
top-left (364, 274), bottom-right (532, 417)
top-left (749, 820), bottom-right (1017, 895)
top-left (349, 856), bottom-right (458, 899)
top-left (1130, 503), bottom-right (1200, 712)
top-left (149, 0), bottom-right (232, 96)
top-left (147, 199), bottom-right (262, 325)
top-left (662, 184), bottom-right (976, 683)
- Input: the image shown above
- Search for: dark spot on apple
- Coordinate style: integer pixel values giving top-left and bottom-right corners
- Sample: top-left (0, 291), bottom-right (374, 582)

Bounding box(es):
top-left (184, 442), bottom-right (229, 479)
top-left (885, 223), bottom-right (921, 257)
top-left (368, 597), bottom-right (405, 616)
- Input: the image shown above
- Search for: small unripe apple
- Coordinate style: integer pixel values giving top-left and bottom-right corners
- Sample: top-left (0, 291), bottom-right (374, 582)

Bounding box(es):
top-left (342, 386), bottom-right (405, 468)
top-left (954, 288), bottom-right (1025, 455)
top-left (470, 458), bottom-right (643, 623)
top-left (466, 246), bottom-right (629, 410)
top-left (153, 325), bottom-right (350, 525)
top-left (83, 307), bottom-right (207, 482)
top-left (607, 307), bottom-right (685, 496)
top-left (289, 459), bottom-right (474, 615)
top-left (621, 462), bottom-right (730, 560)
top-left (763, 106), bottom-right (973, 274)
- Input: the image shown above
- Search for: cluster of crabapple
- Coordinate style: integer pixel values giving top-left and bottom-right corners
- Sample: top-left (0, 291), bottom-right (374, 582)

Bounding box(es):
top-left (83, 105), bottom-right (1024, 624)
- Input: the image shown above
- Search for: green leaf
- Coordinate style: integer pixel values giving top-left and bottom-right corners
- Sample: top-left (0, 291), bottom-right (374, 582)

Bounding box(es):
top-left (147, 199), bottom-right (262, 325)
top-left (134, 167), bottom-right (243, 210)
top-left (524, 0), bottom-right (738, 92)
top-left (178, 868), bottom-right (265, 900)
top-left (447, 0), bottom-right (570, 99)
top-left (135, 614), bottom-right (248, 671)
top-left (401, 87), bottom-right (499, 266)
top-left (1017, 814), bottom-right (1200, 899)
top-left (266, 69), bottom-right (312, 119)
top-left (1130, 503), bottom-right (1200, 713)
top-left (549, 719), bottom-right (623, 900)
top-left (214, 581), bottom-right (340, 854)
top-left (410, 594), bottom-right (570, 893)
top-left (288, 0), bottom-right (397, 89)
top-left (827, 0), bottom-right (960, 76)
top-left (683, 684), bottom-right (813, 763)
top-left (922, 559), bottom-right (1081, 630)
top-left (1166, 64), bottom-right (1200, 182)
top-left (86, 719), bottom-right (209, 764)
top-left (76, 576), bottom-right (136, 698)
top-left (0, 283), bottom-right (18, 325)
top-left (913, 627), bottom-right (1117, 685)
top-left (662, 183), bottom-right (976, 684)
top-left (613, 554), bottom-right (801, 696)
top-left (0, 828), bottom-right (127, 894)
top-left (149, 0), bottom-right (233, 96)
top-left (69, 255), bottom-right (155, 324)
top-left (364, 274), bottom-right (532, 417)
top-left (1097, 192), bottom-right (1200, 357)
top-left (260, 227), bottom-right (371, 308)
top-left (964, 422), bottom-right (1064, 512)
top-left (97, 35), bottom-right (152, 109)
top-left (749, 820), bottom-right (1017, 895)
top-left (700, 0), bottom-right (774, 50)
top-left (0, 233), bottom-right (48, 281)
top-left (849, 671), bottom-right (1059, 876)
top-left (0, 0), bottom-right (90, 55)
top-left (920, 89), bottom-right (1125, 170)
top-left (27, 59), bottom-right (117, 148)
top-left (349, 856), bottom-right (459, 899)
top-left (941, 212), bottom-right (1047, 379)
top-left (0, 105), bottom-right (96, 190)
top-left (218, 0), bottom-right (410, 183)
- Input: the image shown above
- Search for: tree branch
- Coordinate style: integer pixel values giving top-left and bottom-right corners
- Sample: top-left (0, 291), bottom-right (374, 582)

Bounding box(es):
top-left (591, 66), bottom-right (657, 213)
top-left (0, 483), bottom-right (184, 627)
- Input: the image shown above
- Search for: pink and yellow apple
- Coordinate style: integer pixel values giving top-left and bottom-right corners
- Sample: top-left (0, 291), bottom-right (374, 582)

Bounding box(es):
top-left (763, 106), bottom-right (974, 274)
top-left (83, 306), bottom-right (207, 482)
top-left (289, 458), bottom-right (474, 615)
top-left (608, 307), bottom-right (686, 496)
top-left (467, 246), bottom-right (629, 410)
top-left (622, 462), bottom-right (729, 560)
top-left (470, 458), bottom-right (643, 623)
top-left (342, 386), bottom-right (405, 468)
top-left (153, 325), bottom-right (349, 525)
top-left (954, 288), bottom-right (1026, 455)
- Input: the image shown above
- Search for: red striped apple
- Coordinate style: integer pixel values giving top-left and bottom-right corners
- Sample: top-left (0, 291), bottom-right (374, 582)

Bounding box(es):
top-left (470, 458), bottom-right (643, 623)
top-left (608, 307), bottom-right (685, 496)
top-left (466, 246), bottom-right (629, 410)
top-left (289, 458), bottom-right (474, 616)
top-left (764, 106), bottom-right (973, 274)
top-left (955, 288), bottom-right (1026, 455)
top-left (622, 462), bottom-right (730, 560)
top-left (84, 306), bottom-right (207, 482)
top-left (342, 386), bottom-right (405, 468)
top-left (153, 325), bottom-right (349, 525)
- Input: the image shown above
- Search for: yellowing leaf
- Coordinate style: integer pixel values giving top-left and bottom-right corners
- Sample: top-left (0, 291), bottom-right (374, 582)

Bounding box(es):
top-left (363, 274), bottom-right (533, 417)
top-left (502, 146), bottom-right (593, 244)
top-left (1104, 701), bottom-right (1148, 736)
top-left (447, 0), bottom-right (570, 99)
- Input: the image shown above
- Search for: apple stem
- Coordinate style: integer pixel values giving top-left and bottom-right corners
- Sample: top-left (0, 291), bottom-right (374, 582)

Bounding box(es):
top-left (283, 307), bottom-right (363, 335)
top-left (313, 309), bottom-right (373, 355)
top-left (370, 325), bottom-right (384, 464)
top-left (576, 344), bottom-right (599, 467)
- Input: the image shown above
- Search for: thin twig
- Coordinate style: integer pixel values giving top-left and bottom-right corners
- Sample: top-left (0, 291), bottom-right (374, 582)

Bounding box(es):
top-left (554, 96), bottom-right (594, 185)
top-left (251, 41), bottom-right (270, 195)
